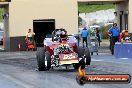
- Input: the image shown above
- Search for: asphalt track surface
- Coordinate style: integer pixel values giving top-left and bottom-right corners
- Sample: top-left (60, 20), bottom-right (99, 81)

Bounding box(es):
top-left (0, 51), bottom-right (131, 88)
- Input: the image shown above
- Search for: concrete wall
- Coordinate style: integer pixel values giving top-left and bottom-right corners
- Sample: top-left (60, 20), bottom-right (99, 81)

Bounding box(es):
top-left (129, 0), bottom-right (132, 33)
top-left (115, 1), bottom-right (128, 31)
top-left (9, 0), bottom-right (78, 36)
top-left (7, 0), bottom-right (78, 51)
top-left (3, 5), bottom-right (10, 51)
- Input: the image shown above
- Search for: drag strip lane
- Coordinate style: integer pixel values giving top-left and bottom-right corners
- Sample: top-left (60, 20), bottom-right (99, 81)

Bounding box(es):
top-left (0, 52), bottom-right (131, 88)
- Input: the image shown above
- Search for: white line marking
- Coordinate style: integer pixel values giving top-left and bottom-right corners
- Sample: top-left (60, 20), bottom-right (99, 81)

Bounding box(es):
top-left (119, 58), bottom-right (129, 60)
top-left (92, 59), bottom-right (104, 61)
top-left (92, 58), bottom-right (132, 65)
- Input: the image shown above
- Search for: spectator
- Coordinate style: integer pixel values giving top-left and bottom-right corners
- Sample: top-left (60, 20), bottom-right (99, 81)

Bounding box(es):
top-left (120, 29), bottom-right (130, 42)
top-left (95, 28), bottom-right (101, 46)
top-left (80, 27), bottom-right (89, 47)
top-left (26, 29), bottom-right (35, 41)
top-left (108, 23), bottom-right (120, 55)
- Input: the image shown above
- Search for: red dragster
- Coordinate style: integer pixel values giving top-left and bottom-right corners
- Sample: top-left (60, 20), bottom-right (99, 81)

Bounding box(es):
top-left (36, 29), bottom-right (91, 71)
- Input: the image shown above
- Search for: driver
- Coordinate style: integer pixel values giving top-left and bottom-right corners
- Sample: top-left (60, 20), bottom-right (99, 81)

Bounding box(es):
top-left (60, 28), bottom-right (67, 38)
top-left (53, 28), bottom-right (67, 41)
top-left (56, 29), bottom-right (62, 36)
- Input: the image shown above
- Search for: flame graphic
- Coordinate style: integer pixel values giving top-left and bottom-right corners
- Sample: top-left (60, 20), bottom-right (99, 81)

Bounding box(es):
top-left (78, 66), bottom-right (86, 76)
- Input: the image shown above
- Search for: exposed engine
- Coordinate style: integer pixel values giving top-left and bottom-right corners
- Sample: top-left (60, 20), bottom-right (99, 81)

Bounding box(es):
top-left (54, 44), bottom-right (73, 55)
top-left (51, 44), bottom-right (74, 66)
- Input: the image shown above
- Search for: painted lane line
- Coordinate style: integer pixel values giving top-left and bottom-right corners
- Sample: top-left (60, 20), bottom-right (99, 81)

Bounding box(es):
top-left (119, 58), bottom-right (129, 59)
top-left (92, 58), bottom-right (104, 61)
top-left (92, 58), bottom-right (132, 65)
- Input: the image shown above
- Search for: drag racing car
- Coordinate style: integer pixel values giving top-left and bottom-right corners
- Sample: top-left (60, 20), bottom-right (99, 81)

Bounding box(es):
top-left (36, 29), bottom-right (91, 71)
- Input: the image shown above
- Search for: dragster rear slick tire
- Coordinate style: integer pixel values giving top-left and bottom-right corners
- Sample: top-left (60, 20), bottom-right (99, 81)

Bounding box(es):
top-left (76, 46), bottom-right (84, 57)
top-left (74, 47), bottom-right (91, 70)
top-left (45, 51), bottom-right (51, 70)
top-left (36, 47), bottom-right (51, 71)
top-left (84, 48), bottom-right (91, 65)
top-left (37, 47), bottom-right (46, 71)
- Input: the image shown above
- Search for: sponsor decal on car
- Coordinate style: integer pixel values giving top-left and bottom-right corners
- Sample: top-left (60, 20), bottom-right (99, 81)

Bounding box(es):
top-left (59, 53), bottom-right (78, 60)
top-left (63, 54), bottom-right (76, 60)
